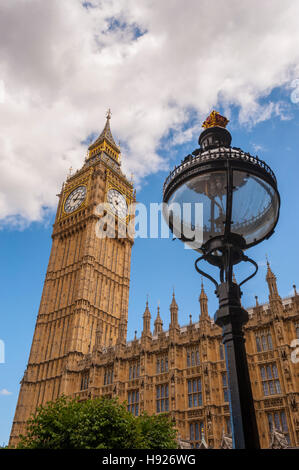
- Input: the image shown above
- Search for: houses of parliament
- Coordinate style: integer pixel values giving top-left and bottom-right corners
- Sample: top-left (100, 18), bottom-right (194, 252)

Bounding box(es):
top-left (9, 112), bottom-right (299, 449)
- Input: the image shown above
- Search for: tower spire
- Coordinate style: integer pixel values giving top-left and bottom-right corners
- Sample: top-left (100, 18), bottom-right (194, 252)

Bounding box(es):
top-left (87, 109), bottom-right (120, 161)
top-left (199, 279), bottom-right (209, 319)
top-left (154, 305), bottom-right (163, 336)
top-left (142, 298), bottom-right (152, 338)
top-left (170, 290), bottom-right (179, 328)
top-left (266, 257), bottom-right (279, 299)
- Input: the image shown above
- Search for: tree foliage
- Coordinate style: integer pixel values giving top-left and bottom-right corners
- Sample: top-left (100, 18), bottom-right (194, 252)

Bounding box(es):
top-left (16, 396), bottom-right (177, 449)
top-left (137, 412), bottom-right (178, 449)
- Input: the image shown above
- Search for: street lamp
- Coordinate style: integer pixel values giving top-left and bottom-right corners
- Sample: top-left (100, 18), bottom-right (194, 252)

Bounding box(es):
top-left (162, 111), bottom-right (280, 449)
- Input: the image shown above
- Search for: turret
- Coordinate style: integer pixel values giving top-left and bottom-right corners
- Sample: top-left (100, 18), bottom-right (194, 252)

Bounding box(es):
top-left (142, 299), bottom-right (152, 338)
top-left (154, 305), bottom-right (163, 336)
top-left (199, 280), bottom-right (209, 320)
top-left (266, 257), bottom-right (284, 323)
top-left (169, 290), bottom-right (179, 329)
top-left (266, 258), bottom-right (280, 300)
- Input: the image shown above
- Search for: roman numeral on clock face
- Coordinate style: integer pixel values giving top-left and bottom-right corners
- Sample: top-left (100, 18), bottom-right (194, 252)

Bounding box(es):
top-left (107, 189), bottom-right (127, 218)
top-left (64, 185), bottom-right (87, 214)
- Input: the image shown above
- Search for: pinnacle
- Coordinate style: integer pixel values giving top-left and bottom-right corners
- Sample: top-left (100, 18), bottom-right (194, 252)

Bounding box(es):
top-left (170, 289), bottom-right (178, 308)
top-left (266, 256), bottom-right (275, 279)
top-left (143, 298), bottom-right (151, 317)
top-left (155, 305), bottom-right (163, 324)
top-left (199, 279), bottom-right (207, 301)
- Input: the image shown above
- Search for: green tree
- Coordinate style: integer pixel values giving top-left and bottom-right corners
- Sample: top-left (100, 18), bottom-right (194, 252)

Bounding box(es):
top-left (16, 395), bottom-right (177, 449)
top-left (137, 412), bottom-right (178, 449)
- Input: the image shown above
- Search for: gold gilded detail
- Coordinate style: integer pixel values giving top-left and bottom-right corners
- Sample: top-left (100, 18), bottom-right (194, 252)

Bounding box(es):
top-left (202, 110), bottom-right (229, 129)
top-left (59, 168), bottom-right (93, 220)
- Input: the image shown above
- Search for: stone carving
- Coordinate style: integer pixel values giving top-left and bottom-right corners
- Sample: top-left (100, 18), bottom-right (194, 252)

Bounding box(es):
top-left (177, 433), bottom-right (192, 449)
top-left (220, 429), bottom-right (232, 449)
top-left (269, 428), bottom-right (289, 449)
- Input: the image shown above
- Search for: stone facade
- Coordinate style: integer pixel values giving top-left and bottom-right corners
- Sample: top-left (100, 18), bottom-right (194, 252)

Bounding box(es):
top-left (9, 117), bottom-right (299, 448)
top-left (53, 282), bottom-right (298, 449)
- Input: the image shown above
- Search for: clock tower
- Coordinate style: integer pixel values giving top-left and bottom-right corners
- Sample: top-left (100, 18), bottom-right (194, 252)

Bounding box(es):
top-left (9, 111), bottom-right (135, 445)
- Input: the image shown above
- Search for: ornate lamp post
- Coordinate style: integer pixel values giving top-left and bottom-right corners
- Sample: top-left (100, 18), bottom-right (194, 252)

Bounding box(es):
top-left (162, 111), bottom-right (280, 449)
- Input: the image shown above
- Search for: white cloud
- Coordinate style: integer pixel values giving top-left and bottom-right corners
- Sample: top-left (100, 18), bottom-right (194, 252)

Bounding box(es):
top-left (257, 260), bottom-right (267, 268)
top-left (251, 143), bottom-right (266, 153)
top-left (0, 389), bottom-right (12, 396)
top-left (1, 0), bottom-right (299, 225)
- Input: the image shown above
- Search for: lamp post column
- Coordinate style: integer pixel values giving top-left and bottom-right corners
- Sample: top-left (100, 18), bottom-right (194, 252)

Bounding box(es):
top-left (215, 281), bottom-right (260, 449)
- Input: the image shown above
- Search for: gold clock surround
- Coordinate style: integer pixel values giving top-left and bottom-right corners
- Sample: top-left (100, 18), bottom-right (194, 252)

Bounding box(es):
top-left (105, 168), bottom-right (133, 223)
top-left (59, 167), bottom-right (93, 220)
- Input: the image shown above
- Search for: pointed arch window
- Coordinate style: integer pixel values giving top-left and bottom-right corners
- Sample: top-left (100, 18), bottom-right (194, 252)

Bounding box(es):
top-left (260, 363), bottom-right (281, 396)
top-left (186, 347), bottom-right (200, 367)
top-left (156, 384), bottom-right (169, 412)
top-left (129, 361), bottom-right (140, 380)
top-left (104, 367), bottom-right (114, 385)
top-left (255, 329), bottom-right (273, 352)
top-left (187, 378), bottom-right (202, 408)
top-left (156, 355), bottom-right (168, 374)
top-left (128, 390), bottom-right (139, 416)
top-left (267, 411), bottom-right (290, 444)
top-left (80, 371), bottom-right (89, 391)
top-left (189, 422), bottom-right (204, 448)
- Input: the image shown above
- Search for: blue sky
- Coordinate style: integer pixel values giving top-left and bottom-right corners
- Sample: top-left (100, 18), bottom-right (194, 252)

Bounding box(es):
top-left (1, 0), bottom-right (299, 447)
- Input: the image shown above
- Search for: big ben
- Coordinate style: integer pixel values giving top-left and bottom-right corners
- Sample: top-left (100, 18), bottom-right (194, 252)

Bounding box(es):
top-left (9, 111), bottom-right (135, 445)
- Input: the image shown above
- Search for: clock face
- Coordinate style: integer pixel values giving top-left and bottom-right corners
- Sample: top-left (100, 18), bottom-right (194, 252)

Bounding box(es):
top-left (64, 185), bottom-right (87, 214)
top-left (107, 189), bottom-right (127, 219)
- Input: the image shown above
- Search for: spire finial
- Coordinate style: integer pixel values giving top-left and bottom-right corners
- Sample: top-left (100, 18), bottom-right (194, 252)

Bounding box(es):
top-left (189, 314), bottom-right (192, 325)
top-left (156, 303), bottom-right (161, 319)
top-left (266, 254), bottom-right (275, 279)
top-left (199, 278), bottom-right (208, 302)
top-left (255, 295), bottom-right (259, 307)
top-left (88, 108), bottom-right (119, 155)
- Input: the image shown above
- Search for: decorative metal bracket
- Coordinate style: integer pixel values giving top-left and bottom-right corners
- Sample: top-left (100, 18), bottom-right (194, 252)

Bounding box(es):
top-left (195, 253), bottom-right (219, 289)
top-left (195, 252), bottom-right (258, 290)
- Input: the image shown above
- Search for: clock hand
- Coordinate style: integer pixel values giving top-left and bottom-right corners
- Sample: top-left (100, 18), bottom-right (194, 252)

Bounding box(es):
top-left (73, 194), bottom-right (81, 203)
